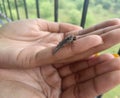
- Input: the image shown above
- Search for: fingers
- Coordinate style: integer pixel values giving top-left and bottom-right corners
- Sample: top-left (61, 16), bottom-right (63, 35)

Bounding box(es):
top-left (88, 53), bottom-right (115, 66)
top-left (93, 70), bottom-right (120, 95)
top-left (61, 54), bottom-right (116, 90)
top-left (62, 58), bottom-right (120, 98)
top-left (58, 61), bottom-right (89, 77)
top-left (76, 24), bottom-right (120, 38)
top-left (36, 19), bottom-right (82, 33)
top-left (61, 18), bottom-right (120, 37)
top-left (37, 18), bottom-right (120, 34)
top-left (35, 35), bottom-right (103, 66)
top-left (54, 35), bottom-right (103, 59)
top-left (63, 58), bottom-right (120, 90)
top-left (58, 28), bottom-right (120, 63)
top-left (62, 70), bottom-right (120, 98)
top-left (59, 54), bottom-right (114, 78)
top-left (78, 18), bottom-right (120, 35)
top-left (30, 19), bottom-right (120, 68)
top-left (86, 28), bottom-right (120, 56)
top-left (36, 18), bottom-right (120, 66)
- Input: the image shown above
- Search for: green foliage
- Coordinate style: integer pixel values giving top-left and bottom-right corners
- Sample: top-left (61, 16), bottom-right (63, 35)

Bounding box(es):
top-left (103, 85), bottom-right (120, 98)
top-left (40, 1), bottom-right (54, 20)
top-left (1, 0), bottom-right (120, 27)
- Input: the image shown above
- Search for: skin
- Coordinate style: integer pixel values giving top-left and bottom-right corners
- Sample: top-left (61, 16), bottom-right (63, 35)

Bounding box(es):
top-left (0, 19), bottom-right (120, 98)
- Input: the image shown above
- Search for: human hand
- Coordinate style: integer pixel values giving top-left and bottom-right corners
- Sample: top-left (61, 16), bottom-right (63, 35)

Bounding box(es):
top-left (0, 18), bottom-right (120, 98)
top-left (0, 18), bottom-right (120, 68)
top-left (0, 19), bottom-right (102, 68)
top-left (0, 19), bottom-right (82, 68)
top-left (0, 53), bottom-right (120, 98)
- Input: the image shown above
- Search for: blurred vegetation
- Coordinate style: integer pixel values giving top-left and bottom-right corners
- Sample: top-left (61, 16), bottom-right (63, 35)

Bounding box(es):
top-left (0, 0), bottom-right (120, 98)
top-left (1, 0), bottom-right (120, 27)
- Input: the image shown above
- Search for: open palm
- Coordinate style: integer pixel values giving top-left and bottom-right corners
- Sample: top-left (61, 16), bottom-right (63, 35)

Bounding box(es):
top-left (0, 19), bottom-right (120, 98)
top-left (0, 54), bottom-right (120, 98)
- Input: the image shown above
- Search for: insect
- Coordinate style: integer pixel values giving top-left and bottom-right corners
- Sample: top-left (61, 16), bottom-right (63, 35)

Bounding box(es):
top-left (53, 35), bottom-right (76, 54)
top-left (53, 28), bottom-right (103, 54)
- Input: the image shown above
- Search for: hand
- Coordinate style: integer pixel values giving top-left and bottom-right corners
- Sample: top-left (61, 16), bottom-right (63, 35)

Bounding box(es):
top-left (0, 19), bottom-right (82, 68)
top-left (0, 18), bottom-right (120, 98)
top-left (0, 53), bottom-right (120, 98)
top-left (0, 18), bottom-right (120, 68)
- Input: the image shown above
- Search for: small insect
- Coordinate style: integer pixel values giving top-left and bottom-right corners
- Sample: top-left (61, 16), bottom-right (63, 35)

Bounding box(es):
top-left (53, 35), bottom-right (76, 54)
top-left (52, 28), bottom-right (103, 54)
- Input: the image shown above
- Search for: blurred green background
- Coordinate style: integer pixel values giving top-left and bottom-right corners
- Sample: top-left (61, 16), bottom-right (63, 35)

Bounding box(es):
top-left (0, 0), bottom-right (120, 98)
top-left (2, 0), bottom-right (120, 27)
